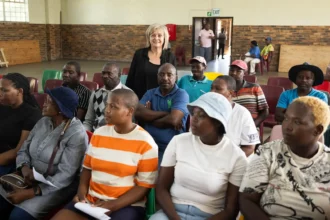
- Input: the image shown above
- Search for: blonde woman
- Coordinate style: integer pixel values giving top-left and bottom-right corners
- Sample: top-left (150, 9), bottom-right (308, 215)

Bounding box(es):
top-left (126, 23), bottom-right (176, 99)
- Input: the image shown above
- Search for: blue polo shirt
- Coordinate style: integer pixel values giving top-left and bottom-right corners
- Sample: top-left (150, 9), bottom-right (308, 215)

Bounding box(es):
top-left (140, 84), bottom-right (189, 151)
top-left (277, 88), bottom-right (328, 109)
top-left (249, 46), bottom-right (261, 59)
top-left (177, 75), bottom-right (213, 102)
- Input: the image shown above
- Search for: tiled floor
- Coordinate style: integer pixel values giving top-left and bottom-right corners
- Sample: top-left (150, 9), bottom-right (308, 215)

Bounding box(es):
top-left (0, 59), bottom-right (288, 141)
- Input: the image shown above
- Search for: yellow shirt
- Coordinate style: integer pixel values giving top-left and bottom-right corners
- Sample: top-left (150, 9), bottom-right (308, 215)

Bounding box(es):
top-left (260, 44), bottom-right (274, 57)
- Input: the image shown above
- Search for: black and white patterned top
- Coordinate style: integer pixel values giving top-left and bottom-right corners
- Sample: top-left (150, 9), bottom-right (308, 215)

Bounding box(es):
top-left (239, 139), bottom-right (330, 219)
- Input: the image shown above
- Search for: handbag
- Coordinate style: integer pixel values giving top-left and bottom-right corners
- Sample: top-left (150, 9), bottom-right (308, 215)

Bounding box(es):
top-left (0, 119), bottom-right (72, 192)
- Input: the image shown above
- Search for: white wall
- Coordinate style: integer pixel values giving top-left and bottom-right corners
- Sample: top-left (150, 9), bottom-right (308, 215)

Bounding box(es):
top-left (60, 0), bottom-right (330, 26)
top-left (28, 0), bottom-right (61, 24)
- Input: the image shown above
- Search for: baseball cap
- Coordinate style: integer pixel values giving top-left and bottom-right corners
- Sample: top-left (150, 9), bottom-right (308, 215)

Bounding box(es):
top-left (187, 92), bottom-right (232, 132)
top-left (265, 36), bottom-right (272, 41)
top-left (230, 60), bottom-right (248, 71)
top-left (189, 56), bottom-right (207, 66)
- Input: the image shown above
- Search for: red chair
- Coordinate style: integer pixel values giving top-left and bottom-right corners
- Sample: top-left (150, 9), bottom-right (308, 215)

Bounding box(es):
top-left (27, 77), bottom-right (39, 94)
top-left (267, 77), bottom-right (293, 91)
top-left (259, 85), bottom-right (285, 143)
top-left (122, 67), bottom-right (130, 75)
top-left (81, 81), bottom-right (99, 91)
top-left (314, 81), bottom-right (330, 93)
top-left (86, 130), bottom-right (93, 142)
top-left (33, 93), bottom-right (47, 109)
top-left (175, 46), bottom-right (186, 66)
top-left (92, 73), bottom-right (104, 88)
top-left (79, 72), bottom-right (87, 81)
top-left (44, 79), bottom-right (63, 91)
top-left (261, 51), bottom-right (273, 74)
top-left (243, 75), bottom-right (257, 83)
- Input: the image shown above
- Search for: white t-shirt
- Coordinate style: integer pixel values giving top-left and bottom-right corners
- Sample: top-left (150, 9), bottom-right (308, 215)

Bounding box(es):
top-left (199, 29), bottom-right (215, 48)
top-left (240, 140), bottom-right (330, 219)
top-left (161, 133), bottom-right (248, 215)
top-left (226, 103), bottom-right (260, 146)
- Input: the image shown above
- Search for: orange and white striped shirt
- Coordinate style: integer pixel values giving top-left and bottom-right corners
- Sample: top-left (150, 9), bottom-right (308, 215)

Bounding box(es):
top-left (83, 124), bottom-right (158, 207)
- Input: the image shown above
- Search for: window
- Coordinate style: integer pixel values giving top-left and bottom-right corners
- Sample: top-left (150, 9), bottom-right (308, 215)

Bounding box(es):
top-left (0, 0), bottom-right (29, 22)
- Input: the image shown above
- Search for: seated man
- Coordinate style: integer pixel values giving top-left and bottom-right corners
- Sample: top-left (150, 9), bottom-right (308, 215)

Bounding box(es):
top-left (260, 36), bottom-right (274, 69)
top-left (229, 60), bottom-right (269, 127)
top-left (244, 40), bottom-right (261, 75)
top-left (53, 89), bottom-right (158, 220)
top-left (275, 62), bottom-right (327, 123)
top-left (135, 63), bottom-right (189, 163)
top-left (177, 56), bottom-right (212, 102)
top-left (83, 62), bottom-right (130, 131)
top-left (62, 61), bottom-right (91, 120)
top-left (211, 75), bottom-right (260, 157)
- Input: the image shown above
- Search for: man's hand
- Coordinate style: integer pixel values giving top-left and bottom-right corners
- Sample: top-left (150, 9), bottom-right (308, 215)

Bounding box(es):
top-left (7, 188), bottom-right (34, 204)
top-left (73, 188), bottom-right (88, 203)
top-left (145, 101), bottom-right (151, 110)
top-left (93, 199), bottom-right (118, 214)
top-left (21, 166), bottom-right (35, 186)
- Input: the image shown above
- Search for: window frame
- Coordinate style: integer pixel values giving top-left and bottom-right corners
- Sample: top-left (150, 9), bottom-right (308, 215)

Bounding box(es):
top-left (0, 0), bottom-right (29, 23)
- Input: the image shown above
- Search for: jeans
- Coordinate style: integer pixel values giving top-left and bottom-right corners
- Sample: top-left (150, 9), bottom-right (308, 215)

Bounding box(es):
top-left (218, 43), bottom-right (225, 58)
top-left (199, 47), bottom-right (212, 62)
top-left (0, 195), bottom-right (36, 220)
top-left (150, 203), bottom-right (213, 220)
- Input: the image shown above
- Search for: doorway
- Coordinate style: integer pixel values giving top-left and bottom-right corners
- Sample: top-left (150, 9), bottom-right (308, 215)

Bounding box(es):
top-left (192, 17), bottom-right (233, 74)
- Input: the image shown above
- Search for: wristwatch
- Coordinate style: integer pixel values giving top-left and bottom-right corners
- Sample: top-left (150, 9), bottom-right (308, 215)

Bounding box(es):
top-left (33, 186), bottom-right (42, 196)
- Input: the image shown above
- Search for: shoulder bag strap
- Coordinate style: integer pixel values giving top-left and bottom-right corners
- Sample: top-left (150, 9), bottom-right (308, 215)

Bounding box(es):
top-left (46, 119), bottom-right (72, 176)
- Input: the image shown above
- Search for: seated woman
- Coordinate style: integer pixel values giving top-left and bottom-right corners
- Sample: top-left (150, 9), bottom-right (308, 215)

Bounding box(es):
top-left (244, 40), bottom-right (261, 75)
top-left (53, 89), bottom-right (158, 220)
top-left (0, 87), bottom-right (88, 220)
top-left (0, 73), bottom-right (41, 176)
top-left (151, 92), bottom-right (248, 220)
top-left (239, 96), bottom-right (330, 219)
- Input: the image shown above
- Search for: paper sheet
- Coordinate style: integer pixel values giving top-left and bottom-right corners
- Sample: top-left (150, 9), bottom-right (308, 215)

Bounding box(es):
top-left (245, 52), bottom-right (251, 56)
top-left (74, 202), bottom-right (110, 220)
top-left (32, 167), bottom-right (57, 188)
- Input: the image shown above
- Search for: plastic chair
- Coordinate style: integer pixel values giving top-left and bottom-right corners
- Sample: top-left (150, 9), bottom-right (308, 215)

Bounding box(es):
top-left (80, 81), bottom-right (99, 91)
top-left (204, 72), bottom-right (223, 81)
top-left (33, 93), bottom-right (47, 109)
top-left (267, 77), bottom-right (293, 91)
top-left (259, 85), bottom-right (285, 143)
top-left (261, 51), bottom-right (273, 74)
top-left (79, 72), bottom-right (87, 81)
top-left (41, 70), bottom-right (62, 92)
top-left (120, 75), bottom-right (128, 84)
top-left (27, 77), bottom-right (39, 94)
top-left (122, 67), bottom-right (130, 75)
top-left (146, 188), bottom-right (156, 219)
top-left (44, 79), bottom-right (63, 91)
top-left (314, 81), bottom-right (330, 93)
top-left (92, 73), bottom-right (104, 88)
top-left (175, 46), bottom-right (186, 66)
top-left (243, 75), bottom-right (257, 83)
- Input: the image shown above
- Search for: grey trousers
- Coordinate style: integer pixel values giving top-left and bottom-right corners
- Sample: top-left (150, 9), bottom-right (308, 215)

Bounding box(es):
top-left (199, 47), bottom-right (212, 62)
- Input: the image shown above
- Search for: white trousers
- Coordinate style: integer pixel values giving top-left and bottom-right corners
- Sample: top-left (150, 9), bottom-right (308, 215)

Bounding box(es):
top-left (244, 57), bottom-right (260, 73)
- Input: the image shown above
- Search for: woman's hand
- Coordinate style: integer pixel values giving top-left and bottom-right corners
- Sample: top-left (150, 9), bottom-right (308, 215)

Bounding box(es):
top-left (7, 188), bottom-right (34, 204)
top-left (21, 166), bottom-right (35, 186)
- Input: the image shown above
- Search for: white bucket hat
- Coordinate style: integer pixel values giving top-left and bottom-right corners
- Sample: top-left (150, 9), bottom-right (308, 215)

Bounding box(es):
top-left (187, 92), bottom-right (232, 132)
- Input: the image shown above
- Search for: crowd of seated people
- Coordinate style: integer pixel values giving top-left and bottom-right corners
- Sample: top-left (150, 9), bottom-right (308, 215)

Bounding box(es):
top-left (0, 23), bottom-right (330, 220)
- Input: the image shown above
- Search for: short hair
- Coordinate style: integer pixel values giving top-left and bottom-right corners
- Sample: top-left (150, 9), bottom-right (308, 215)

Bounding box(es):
top-left (103, 62), bottom-right (121, 76)
top-left (158, 63), bottom-right (177, 75)
top-left (109, 89), bottom-right (139, 111)
top-left (292, 96), bottom-right (330, 134)
top-left (145, 24), bottom-right (169, 49)
top-left (215, 75), bottom-right (236, 91)
top-left (66, 61), bottom-right (81, 75)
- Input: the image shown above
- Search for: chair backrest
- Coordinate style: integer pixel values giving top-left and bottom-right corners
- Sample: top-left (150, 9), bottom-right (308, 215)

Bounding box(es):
top-left (86, 130), bottom-right (93, 143)
top-left (92, 72), bottom-right (104, 88)
top-left (27, 77), bottom-right (39, 93)
top-left (314, 81), bottom-right (330, 93)
top-left (243, 75), bottom-right (257, 83)
top-left (120, 75), bottom-right (128, 85)
top-left (44, 79), bottom-right (63, 91)
top-left (122, 67), bottom-right (130, 75)
top-left (267, 77), bottom-right (293, 91)
top-left (33, 93), bottom-right (47, 109)
top-left (260, 85), bottom-right (285, 115)
top-left (42, 70), bottom-right (62, 92)
top-left (79, 72), bottom-right (87, 81)
top-left (80, 81), bottom-right (99, 91)
top-left (146, 188), bottom-right (156, 219)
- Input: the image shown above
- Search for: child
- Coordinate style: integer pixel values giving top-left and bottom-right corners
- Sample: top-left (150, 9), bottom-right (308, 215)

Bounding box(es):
top-left (53, 89), bottom-right (158, 220)
top-left (177, 56), bottom-right (213, 102)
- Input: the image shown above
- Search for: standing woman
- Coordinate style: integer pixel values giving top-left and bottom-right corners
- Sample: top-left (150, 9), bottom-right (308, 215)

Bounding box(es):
top-left (0, 73), bottom-right (41, 175)
top-left (126, 23), bottom-right (176, 99)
